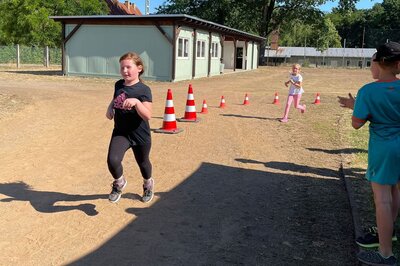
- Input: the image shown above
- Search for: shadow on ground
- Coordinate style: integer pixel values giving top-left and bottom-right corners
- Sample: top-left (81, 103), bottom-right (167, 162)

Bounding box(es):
top-left (307, 147), bottom-right (368, 155)
top-left (70, 162), bottom-right (356, 265)
top-left (221, 113), bottom-right (279, 121)
top-left (236, 159), bottom-right (365, 179)
top-left (5, 70), bottom-right (62, 76)
top-left (0, 181), bottom-right (104, 216)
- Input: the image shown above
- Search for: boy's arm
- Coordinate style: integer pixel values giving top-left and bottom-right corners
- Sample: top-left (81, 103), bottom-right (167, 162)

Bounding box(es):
top-left (338, 93), bottom-right (355, 109)
top-left (351, 116), bottom-right (366, 129)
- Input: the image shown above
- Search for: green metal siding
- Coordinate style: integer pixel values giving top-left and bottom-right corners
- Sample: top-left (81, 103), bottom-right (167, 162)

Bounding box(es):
top-left (174, 27), bottom-right (193, 81)
top-left (252, 43), bottom-right (259, 69)
top-left (209, 34), bottom-right (221, 77)
top-left (65, 24), bottom-right (173, 81)
top-left (194, 31), bottom-right (208, 78)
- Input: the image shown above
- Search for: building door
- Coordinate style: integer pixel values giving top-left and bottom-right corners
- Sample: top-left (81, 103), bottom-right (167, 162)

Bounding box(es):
top-left (236, 47), bottom-right (243, 69)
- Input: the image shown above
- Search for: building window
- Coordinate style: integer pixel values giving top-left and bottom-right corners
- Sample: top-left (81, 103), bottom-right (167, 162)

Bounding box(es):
top-left (196, 40), bottom-right (206, 58)
top-left (366, 60), bottom-right (371, 67)
top-left (211, 42), bottom-right (219, 58)
top-left (178, 38), bottom-right (189, 58)
top-left (346, 60), bottom-right (351, 67)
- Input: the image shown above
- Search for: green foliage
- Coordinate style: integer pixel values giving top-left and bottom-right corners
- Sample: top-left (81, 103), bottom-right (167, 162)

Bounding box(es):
top-left (0, 0), bottom-right (108, 47)
top-left (328, 0), bottom-right (400, 48)
top-left (0, 45), bottom-right (61, 65)
top-left (0, 46), bottom-right (17, 63)
top-left (277, 16), bottom-right (341, 51)
top-left (157, 0), bottom-right (329, 38)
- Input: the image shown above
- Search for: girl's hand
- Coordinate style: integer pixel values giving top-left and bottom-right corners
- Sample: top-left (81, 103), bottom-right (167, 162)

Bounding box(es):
top-left (122, 98), bottom-right (139, 110)
top-left (106, 106), bottom-right (114, 120)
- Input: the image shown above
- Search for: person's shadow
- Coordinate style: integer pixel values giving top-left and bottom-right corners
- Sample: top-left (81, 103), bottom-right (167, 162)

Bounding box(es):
top-left (0, 181), bottom-right (107, 216)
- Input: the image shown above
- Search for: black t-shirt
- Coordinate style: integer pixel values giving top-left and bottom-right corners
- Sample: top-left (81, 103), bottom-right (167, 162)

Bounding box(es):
top-left (112, 79), bottom-right (152, 144)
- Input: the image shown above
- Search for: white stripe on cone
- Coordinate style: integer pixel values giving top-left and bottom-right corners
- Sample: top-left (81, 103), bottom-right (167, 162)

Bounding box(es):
top-left (187, 94), bottom-right (194, 100)
top-left (163, 113), bottom-right (176, 121)
top-left (165, 99), bottom-right (174, 107)
top-left (185, 105), bottom-right (196, 112)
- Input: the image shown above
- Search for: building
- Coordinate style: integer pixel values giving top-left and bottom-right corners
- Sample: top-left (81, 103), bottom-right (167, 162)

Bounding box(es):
top-left (105, 0), bottom-right (142, 15)
top-left (51, 15), bottom-right (265, 82)
top-left (265, 47), bottom-right (376, 68)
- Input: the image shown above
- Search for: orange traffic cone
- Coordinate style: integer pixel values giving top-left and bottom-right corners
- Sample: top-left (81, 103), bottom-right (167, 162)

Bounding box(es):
top-left (219, 96), bottom-right (226, 108)
top-left (273, 92), bottom-right (280, 105)
top-left (154, 89), bottom-right (183, 134)
top-left (200, 99), bottom-right (208, 114)
top-left (243, 93), bottom-right (250, 105)
top-left (313, 93), bottom-right (321, 104)
top-left (177, 84), bottom-right (200, 122)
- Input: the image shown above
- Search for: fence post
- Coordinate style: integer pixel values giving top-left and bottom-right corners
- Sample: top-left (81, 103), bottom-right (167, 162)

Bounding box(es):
top-left (45, 46), bottom-right (49, 68)
top-left (16, 44), bottom-right (20, 68)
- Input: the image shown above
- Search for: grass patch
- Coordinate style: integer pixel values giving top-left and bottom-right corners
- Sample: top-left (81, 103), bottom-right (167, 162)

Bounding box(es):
top-left (350, 125), bottom-right (369, 165)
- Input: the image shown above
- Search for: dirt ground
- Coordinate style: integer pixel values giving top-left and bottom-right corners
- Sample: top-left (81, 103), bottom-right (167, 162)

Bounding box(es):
top-left (0, 65), bottom-right (373, 265)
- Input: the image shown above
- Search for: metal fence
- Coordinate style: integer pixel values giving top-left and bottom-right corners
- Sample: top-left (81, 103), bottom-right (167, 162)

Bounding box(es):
top-left (0, 45), bottom-right (61, 67)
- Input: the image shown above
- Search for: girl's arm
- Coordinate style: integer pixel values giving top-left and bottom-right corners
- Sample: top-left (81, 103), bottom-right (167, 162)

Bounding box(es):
top-left (122, 98), bottom-right (152, 120)
top-left (292, 80), bottom-right (302, 88)
top-left (106, 100), bottom-right (114, 120)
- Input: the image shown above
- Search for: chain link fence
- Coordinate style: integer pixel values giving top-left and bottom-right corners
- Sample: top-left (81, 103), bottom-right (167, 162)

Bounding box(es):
top-left (0, 45), bottom-right (61, 67)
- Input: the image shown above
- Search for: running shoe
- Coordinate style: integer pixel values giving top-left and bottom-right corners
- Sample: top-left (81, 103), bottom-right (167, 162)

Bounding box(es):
top-left (142, 178), bottom-right (154, 203)
top-left (301, 104), bottom-right (306, 113)
top-left (109, 178), bottom-right (127, 203)
top-left (356, 226), bottom-right (397, 248)
top-left (357, 250), bottom-right (397, 266)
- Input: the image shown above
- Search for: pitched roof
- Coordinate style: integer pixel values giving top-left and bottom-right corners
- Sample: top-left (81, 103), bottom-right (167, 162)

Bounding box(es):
top-left (50, 14), bottom-right (266, 42)
top-left (266, 46), bottom-right (376, 58)
top-left (105, 0), bottom-right (142, 15)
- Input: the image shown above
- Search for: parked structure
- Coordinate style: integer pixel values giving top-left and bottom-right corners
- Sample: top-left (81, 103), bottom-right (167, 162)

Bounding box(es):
top-left (265, 47), bottom-right (376, 68)
top-left (51, 15), bottom-right (264, 82)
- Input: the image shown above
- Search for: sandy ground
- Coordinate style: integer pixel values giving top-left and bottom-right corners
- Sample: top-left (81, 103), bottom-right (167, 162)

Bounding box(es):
top-left (0, 66), bottom-right (373, 265)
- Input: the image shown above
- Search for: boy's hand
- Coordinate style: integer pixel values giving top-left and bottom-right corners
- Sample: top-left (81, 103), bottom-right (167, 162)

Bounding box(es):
top-left (337, 93), bottom-right (355, 110)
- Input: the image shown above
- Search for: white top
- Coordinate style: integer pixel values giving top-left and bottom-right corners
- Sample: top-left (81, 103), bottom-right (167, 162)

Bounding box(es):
top-left (288, 73), bottom-right (304, 95)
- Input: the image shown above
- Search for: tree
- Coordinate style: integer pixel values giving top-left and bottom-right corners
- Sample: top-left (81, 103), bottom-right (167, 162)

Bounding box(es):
top-left (279, 17), bottom-right (341, 50)
top-left (336, 0), bottom-right (359, 13)
top-left (0, 0), bottom-right (108, 46)
top-left (328, 0), bottom-right (400, 48)
top-left (157, 0), bottom-right (338, 63)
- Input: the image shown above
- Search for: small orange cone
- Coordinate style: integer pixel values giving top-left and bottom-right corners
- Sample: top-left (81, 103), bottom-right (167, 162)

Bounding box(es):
top-left (154, 89), bottom-right (183, 134)
top-left (313, 93), bottom-right (321, 104)
top-left (273, 92), bottom-right (280, 105)
top-left (177, 84), bottom-right (200, 122)
top-left (219, 96), bottom-right (226, 108)
top-left (243, 93), bottom-right (250, 105)
top-left (200, 99), bottom-right (208, 114)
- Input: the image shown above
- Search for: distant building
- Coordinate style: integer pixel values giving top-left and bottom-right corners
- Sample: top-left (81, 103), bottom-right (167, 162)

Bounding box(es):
top-left (265, 47), bottom-right (376, 68)
top-left (105, 0), bottom-right (142, 15)
top-left (51, 14), bottom-right (264, 82)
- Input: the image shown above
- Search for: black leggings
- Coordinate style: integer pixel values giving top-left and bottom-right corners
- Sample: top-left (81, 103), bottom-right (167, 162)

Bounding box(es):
top-left (107, 135), bottom-right (152, 180)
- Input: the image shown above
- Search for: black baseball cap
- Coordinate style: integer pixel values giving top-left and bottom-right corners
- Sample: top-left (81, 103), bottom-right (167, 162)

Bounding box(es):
top-left (373, 41), bottom-right (400, 62)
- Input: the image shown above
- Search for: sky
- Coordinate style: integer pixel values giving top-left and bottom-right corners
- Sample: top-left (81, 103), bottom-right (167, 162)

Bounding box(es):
top-left (119, 0), bottom-right (383, 15)
top-left (318, 0), bottom-right (383, 12)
